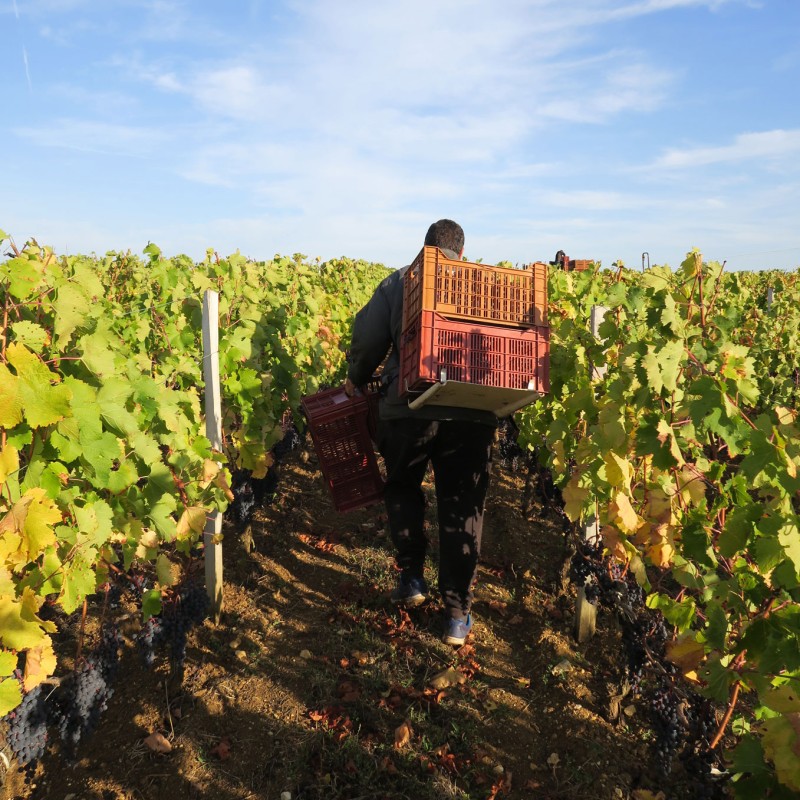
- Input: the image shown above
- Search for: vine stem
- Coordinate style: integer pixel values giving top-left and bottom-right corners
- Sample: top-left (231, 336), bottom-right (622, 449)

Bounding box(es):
top-left (710, 650), bottom-right (747, 749)
top-left (75, 597), bottom-right (89, 662)
top-left (710, 680), bottom-right (741, 750)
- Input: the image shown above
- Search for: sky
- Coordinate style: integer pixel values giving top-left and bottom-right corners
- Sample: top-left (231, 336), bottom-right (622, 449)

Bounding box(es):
top-left (2, 0), bottom-right (799, 272)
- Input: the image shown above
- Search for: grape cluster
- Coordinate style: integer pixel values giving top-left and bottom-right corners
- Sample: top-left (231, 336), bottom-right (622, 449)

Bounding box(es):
top-left (52, 625), bottom-right (121, 753)
top-left (3, 676), bottom-right (49, 768)
top-left (497, 418), bottom-right (529, 473)
top-left (135, 582), bottom-right (210, 671)
top-left (650, 685), bottom-right (683, 775)
top-left (272, 423), bottom-right (303, 459)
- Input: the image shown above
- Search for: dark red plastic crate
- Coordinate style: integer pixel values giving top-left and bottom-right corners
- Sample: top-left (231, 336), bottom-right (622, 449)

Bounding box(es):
top-left (399, 311), bottom-right (550, 395)
top-left (300, 386), bottom-right (384, 513)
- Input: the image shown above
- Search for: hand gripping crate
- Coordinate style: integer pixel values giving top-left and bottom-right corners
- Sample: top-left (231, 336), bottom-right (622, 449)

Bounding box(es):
top-left (402, 246), bottom-right (548, 331)
top-left (399, 310), bottom-right (550, 417)
top-left (300, 386), bottom-right (384, 513)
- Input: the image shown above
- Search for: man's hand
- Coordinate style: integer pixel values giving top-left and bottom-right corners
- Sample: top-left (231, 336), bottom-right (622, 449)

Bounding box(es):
top-left (344, 377), bottom-right (356, 397)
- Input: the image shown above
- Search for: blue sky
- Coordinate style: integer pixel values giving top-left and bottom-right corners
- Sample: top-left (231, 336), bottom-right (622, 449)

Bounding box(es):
top-left (2, 0), bottom-right (799, 271)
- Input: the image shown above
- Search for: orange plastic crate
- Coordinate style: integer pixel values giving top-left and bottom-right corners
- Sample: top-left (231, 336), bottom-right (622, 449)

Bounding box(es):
top-left (567, 259), bottom-right (593, 272)
top-left (300, 387), bottom-right (384, 513)
top-left (402, 247), bottom-right (548, 331)
top-left (399, 311), bottom-right (550, 395)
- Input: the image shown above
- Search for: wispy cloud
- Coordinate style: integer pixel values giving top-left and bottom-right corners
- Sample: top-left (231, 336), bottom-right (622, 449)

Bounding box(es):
top-left (652, 129), bottom-right (800, 168)
top-left (22, 46), bottom-right (32, 93)
top-left (14, 119), bottom-right (169, 157)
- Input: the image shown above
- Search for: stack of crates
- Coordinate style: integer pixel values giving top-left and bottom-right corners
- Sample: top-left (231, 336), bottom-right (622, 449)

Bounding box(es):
top-left (300, 386), bottom-right (384, 513)
top-left (399, 247), bottom-right (550, 407)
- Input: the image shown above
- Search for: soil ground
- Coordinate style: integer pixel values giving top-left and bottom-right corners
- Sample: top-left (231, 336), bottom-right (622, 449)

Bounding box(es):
top-left (1, 439), bottom-right (727, 800)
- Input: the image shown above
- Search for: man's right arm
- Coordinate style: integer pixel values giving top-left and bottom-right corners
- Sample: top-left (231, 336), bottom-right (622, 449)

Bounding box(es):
top-left (346, 280), bottom-right (394, 391)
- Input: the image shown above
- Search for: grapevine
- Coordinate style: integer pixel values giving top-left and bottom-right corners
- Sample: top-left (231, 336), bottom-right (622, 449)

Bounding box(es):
top-left (517, 253), bottom-right (800, 798)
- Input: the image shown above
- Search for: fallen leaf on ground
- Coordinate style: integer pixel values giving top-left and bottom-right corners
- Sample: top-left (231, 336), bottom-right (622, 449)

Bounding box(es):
top-left (394, 720), bottom-right (413, 749)
top-left (429, 667), bottom-right (466, 690)
top-left (488, 600), bottom-right (508, 616)
top-left (144, 732), bottom-right (172, 754)
top-left (210, 738), bottom-right (231, 760)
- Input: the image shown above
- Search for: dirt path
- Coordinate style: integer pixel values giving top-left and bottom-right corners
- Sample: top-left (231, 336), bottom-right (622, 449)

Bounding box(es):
top-left (3, 442), bottom-right (700, 800)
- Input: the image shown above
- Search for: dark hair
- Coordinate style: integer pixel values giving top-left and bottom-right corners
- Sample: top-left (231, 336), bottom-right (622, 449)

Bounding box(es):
top-left (424, 219), bottom-right (464, 255)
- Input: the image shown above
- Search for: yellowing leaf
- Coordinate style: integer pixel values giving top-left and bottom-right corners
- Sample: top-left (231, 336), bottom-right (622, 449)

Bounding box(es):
top-left (0, 446), bottom-right (20, 483)
top-left (22, 636), bottom-right (57, 691)
top-left (0, 650), bottom-right (17, 676)
top-left (0, 590), bottom-right (50, 650)
top-left (562, 478), bottom-right (591, 522)
top-left (6, 342), bottom-right (72, 428)
top-left (678, 465), bottom-right (706, 507)
top-left (21, 488), bottom-right (62, 557)
top-left (604, 453), bottom-right (633, 490)
top-left (176, 506), bottom-right (208, 539)
top-left (600, 525), bottom-right (628, 562)
top-left (648, 522), bottom-right (675, 568)
top-left (0, 363), bottom-right (23, 428)
top-left (0, 675), bottom-right (22, 716)
top-left (613, 492), bottom-right (641, 534)
top-left (665, 634), bottom-right (705, 675)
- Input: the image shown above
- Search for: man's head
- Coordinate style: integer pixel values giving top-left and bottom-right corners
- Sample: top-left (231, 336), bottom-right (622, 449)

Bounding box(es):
top-left (424, 219), bottom-right (464, 258)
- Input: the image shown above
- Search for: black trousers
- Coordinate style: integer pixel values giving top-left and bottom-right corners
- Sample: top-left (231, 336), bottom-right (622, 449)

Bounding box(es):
top-left (376, 417), bottom-right (495, 621)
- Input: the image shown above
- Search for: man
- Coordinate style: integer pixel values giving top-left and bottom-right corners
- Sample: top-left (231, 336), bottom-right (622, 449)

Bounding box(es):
top-left (345, 220), bottom-right (497, 646)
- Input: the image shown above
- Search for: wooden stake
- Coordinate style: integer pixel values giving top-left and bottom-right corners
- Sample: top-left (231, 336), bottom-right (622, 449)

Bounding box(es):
top-left (574, 306), bottom-right (608, 643)
top-left (202, 290), bottom-right (223, 620)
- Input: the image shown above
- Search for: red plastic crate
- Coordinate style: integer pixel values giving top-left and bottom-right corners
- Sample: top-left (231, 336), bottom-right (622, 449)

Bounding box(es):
top-left (300, 386), bottom-right (384, 513)
top-left (399, 311), bottom-right (550, 395)
top-left (402, 246), bottom-right (548, 331)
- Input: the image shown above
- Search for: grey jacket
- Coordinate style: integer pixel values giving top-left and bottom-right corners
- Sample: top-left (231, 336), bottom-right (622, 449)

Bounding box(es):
top-left (347, 250), bottom-right (498, 427)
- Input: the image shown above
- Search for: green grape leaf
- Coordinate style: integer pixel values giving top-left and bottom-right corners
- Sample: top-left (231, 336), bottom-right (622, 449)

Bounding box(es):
top-left (7, 343), bottom-right (72, 428)
top-left (156, 553), bottom-right (177, 587)
top-left (148, 495), bottom-right (178, 541)
top-left (78, 329), bottom-right (117, 379)
top-left (763, 686), bottom-right (800, 715)
top-left (720, 504), bottom-right (759, 558)
top-left (53, 283), bottom-right (91, 347)
top-left (761, 714), bottom-right (800, 792)
top-left (106, 460), bottom-right (139, 494)
top-left (97, 379), bottom-right (139, 437)
top-left (0, 255), bottom-right (44, 300)
top-left (74, 500), bottom-right (114, 549)
top-left (142, 588), bottom-right (162, 620)
top-left (59, 554), bottom-right (97, 614)
top-left (10, 321), bottom-right (50, 353)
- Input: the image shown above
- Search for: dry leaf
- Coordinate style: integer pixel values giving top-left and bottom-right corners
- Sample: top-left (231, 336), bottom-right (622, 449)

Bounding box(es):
top-left (144, 732), bottom-right (172, 754)
top-left (210, 738), bottom-right (232, 760)
top-left (488, 600), bottom-right (508, 616)
top-left (394, 720), bottom-right (413, 749)
top-left (429, 667), bottom-right (466, 690)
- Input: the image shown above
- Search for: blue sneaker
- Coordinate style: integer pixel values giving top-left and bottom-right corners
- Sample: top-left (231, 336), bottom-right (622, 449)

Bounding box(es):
top-left (443, 615), bottom-right (473, 646)
top-left (390, 574), bottom-right (428, 606)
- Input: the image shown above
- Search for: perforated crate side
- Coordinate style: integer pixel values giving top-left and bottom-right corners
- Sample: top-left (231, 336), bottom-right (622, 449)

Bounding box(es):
top-left (399, 311), bottom-right (550, 396)
top-left (402, 247), bottom-right (547, 330)
top-left (301, 387), bottom-right (384, 512)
